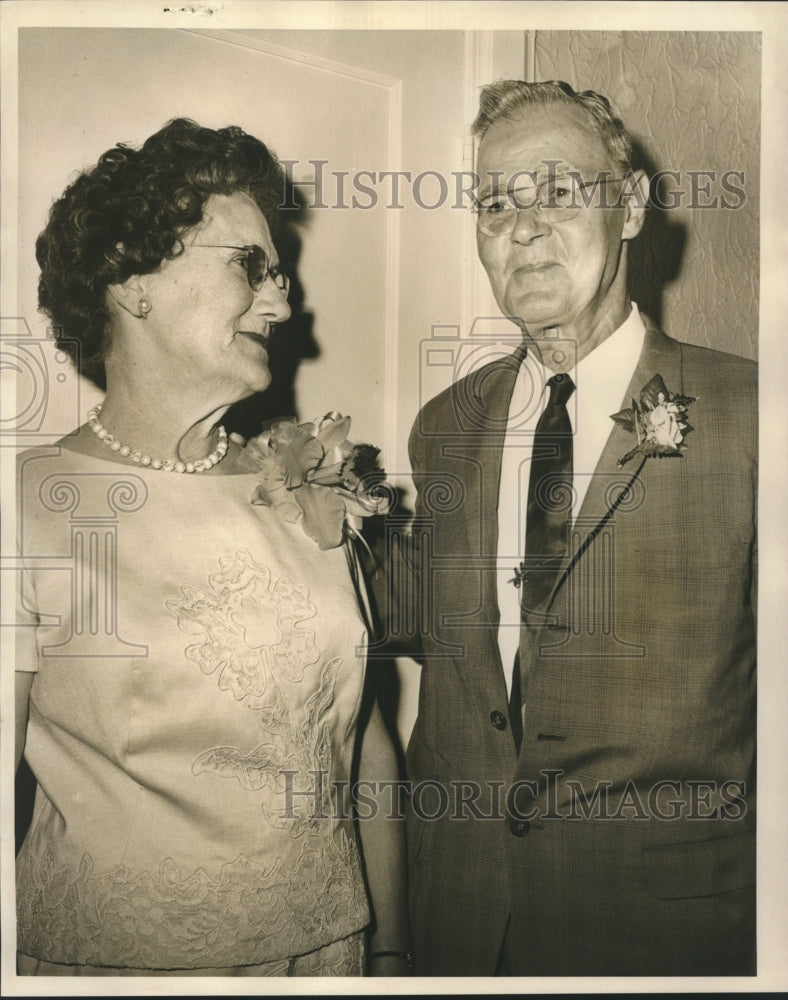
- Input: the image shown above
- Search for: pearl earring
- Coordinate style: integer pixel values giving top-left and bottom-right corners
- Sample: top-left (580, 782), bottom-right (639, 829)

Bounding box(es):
top-left (138, 298), bottom-right (151, 317)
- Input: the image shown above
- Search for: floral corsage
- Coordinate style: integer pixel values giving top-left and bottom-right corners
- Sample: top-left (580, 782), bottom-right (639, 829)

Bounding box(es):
top-left (238, 412), bottom-right (390, 550)
top-left (611, 374), bottom-right (696, 467)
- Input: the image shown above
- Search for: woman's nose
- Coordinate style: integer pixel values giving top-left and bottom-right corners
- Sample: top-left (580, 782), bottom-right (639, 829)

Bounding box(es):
top-left (252, 279), bottom-right (292, 323)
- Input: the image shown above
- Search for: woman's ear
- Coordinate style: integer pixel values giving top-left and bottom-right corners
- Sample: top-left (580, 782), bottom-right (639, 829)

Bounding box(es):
top-left (106, 274), bottom-right (152, 319)
top-left (620, 169), bottom-right (650, 241)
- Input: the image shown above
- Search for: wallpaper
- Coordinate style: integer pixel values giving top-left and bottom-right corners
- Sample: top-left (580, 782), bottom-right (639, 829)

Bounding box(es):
top-left (534, 31), bottom-right (760, 360)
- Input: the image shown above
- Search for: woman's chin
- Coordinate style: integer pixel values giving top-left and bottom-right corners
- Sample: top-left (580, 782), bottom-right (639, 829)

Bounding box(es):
top-left (242, 366), bottom-right (273, 396)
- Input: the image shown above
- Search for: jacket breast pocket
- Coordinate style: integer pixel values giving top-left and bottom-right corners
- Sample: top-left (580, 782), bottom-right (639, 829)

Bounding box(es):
top-left (643, 831), bottom-right (755, 899)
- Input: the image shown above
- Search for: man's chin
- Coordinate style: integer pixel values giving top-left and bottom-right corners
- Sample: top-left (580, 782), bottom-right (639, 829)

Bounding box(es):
top-left (505, 297), bottom-right (568, 334)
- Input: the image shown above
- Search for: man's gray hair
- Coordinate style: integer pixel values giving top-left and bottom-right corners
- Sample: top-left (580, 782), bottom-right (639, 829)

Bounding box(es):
top-left (472, 80), bottom-right (634, 174)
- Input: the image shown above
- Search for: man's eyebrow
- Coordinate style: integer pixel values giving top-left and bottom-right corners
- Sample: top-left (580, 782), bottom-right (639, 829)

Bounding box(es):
top-left (476, 184), bottom-right (504, 200)
top-left (476, 170), bottom-right (506, 192)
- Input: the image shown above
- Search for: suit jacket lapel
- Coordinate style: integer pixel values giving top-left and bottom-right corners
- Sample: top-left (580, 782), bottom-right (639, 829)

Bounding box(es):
top-left (443, 346), bottom-right (525, 705)
top-left (547, 317), bottom-right (685, 604)
top-left (449, 345), bottom-right (527, 568)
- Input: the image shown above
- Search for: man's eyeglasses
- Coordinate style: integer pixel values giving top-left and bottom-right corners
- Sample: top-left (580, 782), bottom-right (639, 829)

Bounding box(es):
top-left (472, 175), bottom-right (630, 237)
top-left (190, 244), bottom-right (290, 297)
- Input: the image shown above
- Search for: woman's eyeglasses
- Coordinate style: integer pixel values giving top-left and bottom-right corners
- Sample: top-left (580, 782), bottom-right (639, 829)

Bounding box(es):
top-left (190, 244), bottom-right (290, 297)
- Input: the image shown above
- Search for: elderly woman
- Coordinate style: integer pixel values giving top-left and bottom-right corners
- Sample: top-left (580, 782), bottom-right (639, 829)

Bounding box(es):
top-left (15, 119), bottom-right (407, 977)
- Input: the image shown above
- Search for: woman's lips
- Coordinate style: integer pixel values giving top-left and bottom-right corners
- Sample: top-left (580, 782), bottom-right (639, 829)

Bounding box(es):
top-left (238, 330), bottom-right (269, 348)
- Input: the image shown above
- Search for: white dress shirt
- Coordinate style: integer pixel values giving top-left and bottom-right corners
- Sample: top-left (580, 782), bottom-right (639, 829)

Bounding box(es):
top-left (495, 304), bottom-right (646, 693)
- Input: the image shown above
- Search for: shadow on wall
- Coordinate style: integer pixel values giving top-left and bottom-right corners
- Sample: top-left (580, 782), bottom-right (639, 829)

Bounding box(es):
top-left (360, 487), bottom-right (415, 779)
top-left (225, 179), bottom-right (319, 439)
top-left (628, 139), bottom-right (687, 330)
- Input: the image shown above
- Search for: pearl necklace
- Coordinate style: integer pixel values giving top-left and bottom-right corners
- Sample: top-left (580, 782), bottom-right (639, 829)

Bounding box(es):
top-left (87, 405), bottom-right (228, 473)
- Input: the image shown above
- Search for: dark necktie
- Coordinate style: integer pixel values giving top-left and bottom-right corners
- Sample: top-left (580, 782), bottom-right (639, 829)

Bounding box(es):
top-left (509, 372), bottom-right (575, 753)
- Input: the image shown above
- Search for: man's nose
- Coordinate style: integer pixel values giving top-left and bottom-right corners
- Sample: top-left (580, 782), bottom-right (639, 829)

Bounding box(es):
top-left (509, 202), bottom-right (551, 243)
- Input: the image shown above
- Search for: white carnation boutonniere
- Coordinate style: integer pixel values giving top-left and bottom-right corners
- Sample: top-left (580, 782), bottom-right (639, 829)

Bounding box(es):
top-left (238, 412), bottom-right (390, 550)
top-left (611, 374), bottom-right (696, 467)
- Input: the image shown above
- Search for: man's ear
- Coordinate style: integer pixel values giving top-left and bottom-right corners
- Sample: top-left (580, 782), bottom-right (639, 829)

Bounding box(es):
top-left (620, 169), bottom-right (650, 241)
top-left (106, 273), bottom-right (150, 319)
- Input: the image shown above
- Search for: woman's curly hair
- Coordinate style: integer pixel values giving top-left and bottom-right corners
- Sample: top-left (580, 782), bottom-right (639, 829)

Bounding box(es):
top-left (36, 118), bottom-right (286, 389)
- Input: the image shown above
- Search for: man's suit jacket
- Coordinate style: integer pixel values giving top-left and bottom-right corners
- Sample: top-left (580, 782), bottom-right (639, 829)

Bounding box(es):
top-left (404, 316), bottom-right (757, 976)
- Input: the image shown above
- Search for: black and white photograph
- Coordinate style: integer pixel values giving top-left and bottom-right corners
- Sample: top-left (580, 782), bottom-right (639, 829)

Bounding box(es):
top-left (1, 0), bottom-right (785, 993)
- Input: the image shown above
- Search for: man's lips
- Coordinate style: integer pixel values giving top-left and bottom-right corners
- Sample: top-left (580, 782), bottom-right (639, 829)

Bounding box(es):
top-left (511, 261), bottom-right (559, 275)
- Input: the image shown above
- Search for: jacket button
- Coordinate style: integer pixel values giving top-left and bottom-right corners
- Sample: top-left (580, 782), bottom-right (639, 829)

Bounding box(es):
top-left (509, 819), bottom-right (531, 837)
top-left (490, 710), bottom-right (507, 730)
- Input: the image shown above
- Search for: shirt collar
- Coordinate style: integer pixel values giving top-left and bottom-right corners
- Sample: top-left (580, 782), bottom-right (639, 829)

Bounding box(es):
top-left (514, 302), bottom-right (646, 406)
top-left (574, 302), bottom-right (645, 389)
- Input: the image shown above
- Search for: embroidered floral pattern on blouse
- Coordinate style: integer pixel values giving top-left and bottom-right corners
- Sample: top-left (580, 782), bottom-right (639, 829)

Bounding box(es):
top-left (166, 548), bottom-right (319, 699)
top-left (192, 656), bottom-right (342, 802)
top-left (16, 837), bottom-right (367, 970)
top-left (17, 547), bottom-right (369, 969)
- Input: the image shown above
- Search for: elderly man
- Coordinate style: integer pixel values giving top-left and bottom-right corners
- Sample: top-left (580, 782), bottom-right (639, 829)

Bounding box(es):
top-left (404, 81), bottom-right (756, 976)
